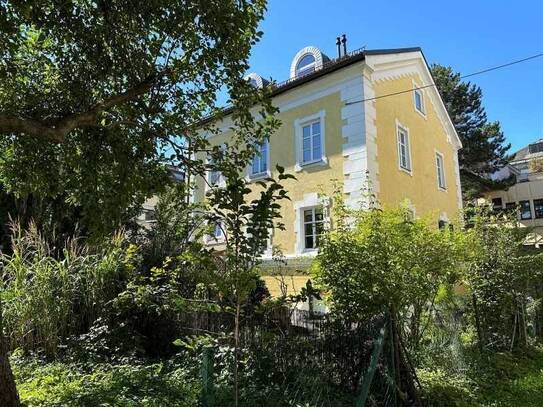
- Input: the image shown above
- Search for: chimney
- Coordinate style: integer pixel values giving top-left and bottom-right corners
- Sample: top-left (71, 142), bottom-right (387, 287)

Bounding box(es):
top-left (336, 36), bottom-right (342, 58)
top-left (341, 34), bottom-right (347, 56)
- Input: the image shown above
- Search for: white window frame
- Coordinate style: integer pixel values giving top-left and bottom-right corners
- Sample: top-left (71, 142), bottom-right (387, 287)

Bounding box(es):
top-left (206, 147), bottom-right (226, 190)
top-left (413, 80), bottom-right (426, 117)
top-left (435, 151), bottom-right (447, 190)
top-left (204, 220), bottom-right (225, 245)
top-left (294, 110), bottom-right (327, 172)
top-left (396, 121), bottom-right (412, 174)
top-left (302, 207), bottom-right (324, 251)
top-left (295, 53), bottom-right (316, 77)
top-left (249, 139), bottom-right (271, 179)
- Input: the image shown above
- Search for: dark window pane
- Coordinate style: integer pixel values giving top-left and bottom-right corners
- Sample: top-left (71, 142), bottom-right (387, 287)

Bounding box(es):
top-left (304, 210), bottom-right (313, 222)
top-left (438, 220), bottom-right (447, 230)
top-left (520, 200), bottom-right (532, 220)
top-left (534, 199), bottom-right (543, 219)
top-left (304, 223), bottom-right (313, 236)
top-left (305, 236), bottom-right (314, 249)
top-left (492, 198), bottom-right (503, 210)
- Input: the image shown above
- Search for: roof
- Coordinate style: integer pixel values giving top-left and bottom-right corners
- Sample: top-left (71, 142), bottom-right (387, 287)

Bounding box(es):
top-left (200, 46), bottom-right (422, 125)
top-left (511, 140), bottom-right (543, 162)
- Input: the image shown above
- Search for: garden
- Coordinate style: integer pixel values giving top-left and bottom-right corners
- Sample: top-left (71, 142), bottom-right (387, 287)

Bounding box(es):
top-left (1, 2), bottom-right (543, 406)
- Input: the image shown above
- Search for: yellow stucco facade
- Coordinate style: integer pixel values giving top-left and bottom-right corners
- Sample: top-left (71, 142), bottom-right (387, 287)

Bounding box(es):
top-left (193, 47), bottom-right (462, 294)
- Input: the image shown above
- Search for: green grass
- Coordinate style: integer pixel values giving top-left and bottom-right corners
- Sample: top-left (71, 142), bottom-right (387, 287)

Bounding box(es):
top-left (419, 346), bottom-right (543, 406)
top-left (12, 355), bottom-right (200, 407)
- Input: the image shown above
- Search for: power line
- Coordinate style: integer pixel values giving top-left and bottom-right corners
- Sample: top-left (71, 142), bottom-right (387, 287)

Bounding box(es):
top-left (345, 52), bottom-right (543, 105)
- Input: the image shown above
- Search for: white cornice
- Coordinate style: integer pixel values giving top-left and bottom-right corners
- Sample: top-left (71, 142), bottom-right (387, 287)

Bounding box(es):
top-left (366, 51), bottom-right (462, 151)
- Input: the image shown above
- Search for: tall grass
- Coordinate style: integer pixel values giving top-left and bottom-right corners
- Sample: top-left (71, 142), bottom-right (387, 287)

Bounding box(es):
top-left (1, 222), bottom-right (132, 356)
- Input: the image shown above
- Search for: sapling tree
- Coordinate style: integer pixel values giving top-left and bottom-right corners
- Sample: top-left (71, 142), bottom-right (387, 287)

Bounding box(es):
top-left (204, 139), bottom-right (293, 406)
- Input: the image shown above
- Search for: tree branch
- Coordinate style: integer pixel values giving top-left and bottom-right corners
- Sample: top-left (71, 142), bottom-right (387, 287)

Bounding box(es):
top-left (0, 72), bottom-right (163, 143)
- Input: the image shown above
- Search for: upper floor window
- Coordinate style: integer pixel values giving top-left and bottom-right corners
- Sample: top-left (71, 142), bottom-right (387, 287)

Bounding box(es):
top-left (436, 152), bottom-right (446, 190)
top-left (397, 124), bottom-right (411, 172)
top-left (296, 54), bottom-right (316, 77)
top-left (295, 110), bottom-right (326, 171)
top-left (303, 207), bottom-right (324, 250)
top-left (302, 121), bottom-right (321, 163)
top-left (414, 87), bottom-right (425, 115)
top-left (251, 140), bottom-right (269, 177)
top-left (208, 147), bottom-right (225, 187)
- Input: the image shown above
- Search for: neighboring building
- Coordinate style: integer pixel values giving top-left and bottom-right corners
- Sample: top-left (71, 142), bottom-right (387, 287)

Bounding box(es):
top-left (135, 166), bottom-right (185, 229)
top-left (483, 140), bottom-right (543, 246)
top-left (194, 43), bottom-right (463, 294)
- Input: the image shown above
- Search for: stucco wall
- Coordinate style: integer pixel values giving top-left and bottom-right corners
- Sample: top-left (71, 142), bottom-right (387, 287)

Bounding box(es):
top-left (373, 74), bottom-right (461, 222)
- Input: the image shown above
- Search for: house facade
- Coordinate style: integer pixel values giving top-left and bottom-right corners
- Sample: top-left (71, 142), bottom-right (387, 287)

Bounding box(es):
top-left (483, 140), bottom-right (543, 246)
top-left (193, 45), bottom-right (463, 295)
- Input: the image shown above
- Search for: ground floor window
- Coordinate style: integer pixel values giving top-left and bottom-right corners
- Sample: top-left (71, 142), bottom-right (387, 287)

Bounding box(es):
top-left (520, 200), bottom-right (532, 220)
top-left (303, 207), bottom-right (324, 249)
top-left (534, 199), bottom-right (543, 219)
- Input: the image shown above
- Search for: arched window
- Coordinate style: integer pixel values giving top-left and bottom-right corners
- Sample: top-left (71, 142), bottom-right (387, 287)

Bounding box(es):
top-left (295, 54), bottom-right (316, 77)
top-left (290, 46), bottom-right (329, 79)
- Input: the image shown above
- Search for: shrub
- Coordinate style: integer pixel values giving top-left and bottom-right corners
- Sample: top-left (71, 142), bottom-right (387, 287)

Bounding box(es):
top-left (1, 223), bottom-right (135, 356)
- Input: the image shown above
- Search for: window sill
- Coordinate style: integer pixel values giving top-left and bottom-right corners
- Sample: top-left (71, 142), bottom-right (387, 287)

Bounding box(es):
top-left (247, 170), bottom-right (271, 181)
top-left (295, 157), bottom-right (328, 172)
top-left (399, 166), bottom-right (413, 176)
top-left (415, 108), bottom-right (427, 119)
top-left (438, 186), bottom-right (447, 192)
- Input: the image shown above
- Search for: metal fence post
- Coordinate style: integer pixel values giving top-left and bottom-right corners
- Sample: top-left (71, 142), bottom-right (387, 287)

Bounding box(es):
top-left (355, 323), bottom-right (387, 407)
top-left (201, 347), bottom-right (215, 407)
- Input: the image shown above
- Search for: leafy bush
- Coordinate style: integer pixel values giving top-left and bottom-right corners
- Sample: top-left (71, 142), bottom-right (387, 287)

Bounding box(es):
top-left (11, 352), bottom-right (200, 406)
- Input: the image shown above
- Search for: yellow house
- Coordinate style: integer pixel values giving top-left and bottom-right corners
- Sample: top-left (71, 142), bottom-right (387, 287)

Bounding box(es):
top-left (193, 45), bottom-right (463, 296)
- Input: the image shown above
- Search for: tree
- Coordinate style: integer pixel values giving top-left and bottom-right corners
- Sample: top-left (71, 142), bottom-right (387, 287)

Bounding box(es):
top-left (0, 1), bottom-right (275, 403)
top-left (313, 192), bottom-right (465, 402)
top-left (465, 205), bottom-right (543, 351)
top-left (205, 135), bottom-right (293, 405)
top-left (431, 65), bottom-right (511, 192)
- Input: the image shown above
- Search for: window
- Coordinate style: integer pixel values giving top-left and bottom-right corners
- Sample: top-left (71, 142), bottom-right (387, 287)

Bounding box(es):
top-left (209, 165), bottom-right (222, 186)
top-left (438, 219), bottom-right (447, 230)
top-left (303, 207), bottom-right (324, 250)
top-left (505, 202), bottom-right (516, 211)
top-left (436, 152), bottom-right (446, 190)
top-left (534, 199), bottom-right (543, 219)
top-left (397, 125), bottom-right (411, 172)
top-left (295, 111), bottom-right (326, 171)
top-left (296, 54), bottom-right (316, 77)
top-left (302, 121), bottom-right (322, 163)
top-left (492, 197), bottom-right (503, 212)
top-left (251, 140), bottom-right (269, 176)
top-left (414, 87), bottom-right (425, 115)
top-left (208, 148), bottom-right (225, 187)
top-left (520, 200), bottom-right (532, 220)
top-left (212, 222), bottom-right (224, 240)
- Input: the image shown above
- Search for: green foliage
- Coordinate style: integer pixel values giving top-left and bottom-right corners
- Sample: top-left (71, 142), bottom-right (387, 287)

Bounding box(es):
top-left (11, 353), bottom-right (200, 406)
top-left (431, 64), bottom-right (511, 180)
top-left (419, 346), bottom-right (543, 406)
top-left (313, 196), bottom-right (465, 327)
top-left (465, 205), bottom-right (543, 350)
top-left (1, 223), bottom-right (135, 356)
top-left (0, 0), bottom-right (276, 238)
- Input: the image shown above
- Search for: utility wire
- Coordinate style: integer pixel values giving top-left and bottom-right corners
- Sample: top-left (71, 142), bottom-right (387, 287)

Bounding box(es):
top-left (345, 52), bottom-right (543, 105)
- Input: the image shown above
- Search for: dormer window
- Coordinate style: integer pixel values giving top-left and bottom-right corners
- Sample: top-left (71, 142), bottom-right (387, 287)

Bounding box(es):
top-left (296, 54), bottom-right (316, 77)
top-left (290, 46), bottom-right (329, 79)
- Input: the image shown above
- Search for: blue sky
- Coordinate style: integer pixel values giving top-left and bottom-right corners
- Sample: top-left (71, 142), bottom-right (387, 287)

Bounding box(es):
top-left (246, 0), bottom-right (543, 152)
